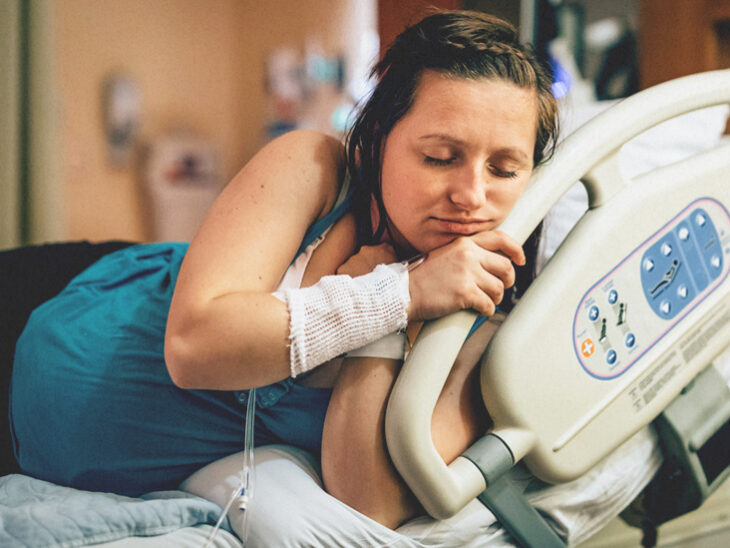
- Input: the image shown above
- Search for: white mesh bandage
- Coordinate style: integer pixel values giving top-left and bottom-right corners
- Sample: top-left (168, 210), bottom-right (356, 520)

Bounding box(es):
top-left (283, 263), bottom-right (410, 377)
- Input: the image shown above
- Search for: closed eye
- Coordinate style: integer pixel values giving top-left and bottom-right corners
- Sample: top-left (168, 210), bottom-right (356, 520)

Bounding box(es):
top-left (424, 155), bottom-right (456, 167)
top-left (490, 165), bottom-right (518, 179)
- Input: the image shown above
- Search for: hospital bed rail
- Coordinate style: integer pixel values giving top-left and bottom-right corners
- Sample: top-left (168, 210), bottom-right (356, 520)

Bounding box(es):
top-left (385, 69), bottom-right (730, 547)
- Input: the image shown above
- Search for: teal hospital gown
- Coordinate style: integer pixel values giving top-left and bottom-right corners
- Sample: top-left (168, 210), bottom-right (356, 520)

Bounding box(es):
top-left (10, 193), bottom-right (352, 496)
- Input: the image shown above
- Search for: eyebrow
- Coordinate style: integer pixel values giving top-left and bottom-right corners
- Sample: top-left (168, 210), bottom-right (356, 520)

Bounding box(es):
top-left (419, 134), bottom-right (531, 165)
top-left (490, 148), bottom-right (531, 166)
top-left (418, 133), bottom-right (465, 145)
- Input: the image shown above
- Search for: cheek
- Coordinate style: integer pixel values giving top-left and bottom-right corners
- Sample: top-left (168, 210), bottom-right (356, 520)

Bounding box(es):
top-left (499, 178), bottom-right (530, 208)
top-left (382, 165), bottom-right (424, 210)
top-left (382, 184), bottom-right (416, 224)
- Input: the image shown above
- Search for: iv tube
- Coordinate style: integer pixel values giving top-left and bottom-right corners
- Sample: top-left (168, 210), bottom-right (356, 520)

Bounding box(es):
top-left (239, 386), bottom-right (257, 543)
top-left (204, 387), bottom-right (257, 547)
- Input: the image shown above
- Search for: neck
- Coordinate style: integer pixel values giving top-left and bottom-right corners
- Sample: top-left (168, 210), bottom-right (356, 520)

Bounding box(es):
top-left (369, 199), bottom-right (419, 260)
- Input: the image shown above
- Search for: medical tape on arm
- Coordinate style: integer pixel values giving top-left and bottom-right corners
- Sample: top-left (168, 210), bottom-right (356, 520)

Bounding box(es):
top-left (281, 263), bottom-right (409, 377)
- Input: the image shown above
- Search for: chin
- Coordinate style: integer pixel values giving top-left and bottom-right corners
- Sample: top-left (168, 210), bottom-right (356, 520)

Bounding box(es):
top-left (413, 234), bottom-right (455, 254)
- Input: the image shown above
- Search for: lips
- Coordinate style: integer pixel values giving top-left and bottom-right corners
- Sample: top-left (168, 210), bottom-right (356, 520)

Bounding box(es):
top-left (431, 217), bottom-right (491, 235)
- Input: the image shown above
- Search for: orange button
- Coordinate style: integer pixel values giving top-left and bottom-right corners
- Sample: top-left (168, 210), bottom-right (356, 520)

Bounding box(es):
top-left (581, 338), bottom-right (595, 358)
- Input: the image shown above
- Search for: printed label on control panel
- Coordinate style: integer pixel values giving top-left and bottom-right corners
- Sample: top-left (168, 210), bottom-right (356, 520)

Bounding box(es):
top-left (573, 198), bottom-right (730, 380)
top-left (626, 351), bottom-right (682, 413)
top-left (679, 302), bottom-right (730, 364)
top-left (626, 300), bottom-right (730, 414)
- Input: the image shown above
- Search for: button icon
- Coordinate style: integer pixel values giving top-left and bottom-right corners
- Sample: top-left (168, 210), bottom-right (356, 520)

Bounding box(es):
top-left (677, 284), bottom-right (688, 299)
top-left (625, 333), bottom-right (636, 348)
top-left (661, 243), bottom-right (672, 256)
top-left (606, 349), bottom-right (617, 365)
top-left (589, 306), bottom-right (600, 322)
top-left (608, 289), bottom-right (618, 305)
top-left (581, 338), bottom-right (595, 358)
top-left (678, 227), bottom-right (689, 241)
top-left (660, 301), bottom-right (671, 315)
top-left (644, 258), bottom-right (654, 272)
top-left (711, 255), bottom-right (721, 269)
top-left (696, 213), bottom-right (706, 227)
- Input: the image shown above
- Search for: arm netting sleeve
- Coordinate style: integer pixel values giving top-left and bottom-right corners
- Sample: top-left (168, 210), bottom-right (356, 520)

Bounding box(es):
top-left (283, 262), bottom-right (409, 377)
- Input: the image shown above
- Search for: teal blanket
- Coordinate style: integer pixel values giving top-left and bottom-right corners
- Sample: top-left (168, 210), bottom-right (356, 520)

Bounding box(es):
top-left (0, 474), bottom-right (227, 547)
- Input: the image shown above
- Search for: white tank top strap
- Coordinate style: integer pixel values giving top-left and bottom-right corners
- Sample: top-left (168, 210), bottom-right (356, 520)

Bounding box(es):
top-left (275, 173), bottom-right (353, 293)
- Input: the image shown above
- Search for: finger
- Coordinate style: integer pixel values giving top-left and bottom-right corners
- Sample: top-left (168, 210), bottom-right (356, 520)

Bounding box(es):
top-left (472, 230), bottom-right (526, 266)
top-left (473, 267), bottom-right (506, 306)
top-left (377, 242), bottom-right (397, 259)
top-left (373, 242), bottom-right (394, 252)
top-left (477, 250), bottom-right (516, 289)
top-left (466, 282), bottom-right (498, 316)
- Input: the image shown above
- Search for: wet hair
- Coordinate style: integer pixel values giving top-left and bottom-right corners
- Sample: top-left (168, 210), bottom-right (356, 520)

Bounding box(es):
top-left (345, 9), bottom-right (558, 299)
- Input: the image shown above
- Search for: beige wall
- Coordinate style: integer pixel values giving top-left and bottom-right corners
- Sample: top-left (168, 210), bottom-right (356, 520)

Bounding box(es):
top-left (54, 0), bottom-right (361, 242)
top-left (0, 0), bottom-right (20, 248)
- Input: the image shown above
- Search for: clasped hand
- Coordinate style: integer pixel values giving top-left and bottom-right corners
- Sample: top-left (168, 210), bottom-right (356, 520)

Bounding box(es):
top-left (336, 230), bottom-right (525, 321)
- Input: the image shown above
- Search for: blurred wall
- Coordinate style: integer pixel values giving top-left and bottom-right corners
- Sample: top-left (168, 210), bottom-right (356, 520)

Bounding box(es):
top-left (0, 1), bottom-right (21, 248)
top-left (53, 0), bottom-right (362, 242)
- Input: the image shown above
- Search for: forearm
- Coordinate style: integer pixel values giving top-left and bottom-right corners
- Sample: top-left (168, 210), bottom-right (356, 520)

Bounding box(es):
top-left (166, 263), bottom-right (411, 390)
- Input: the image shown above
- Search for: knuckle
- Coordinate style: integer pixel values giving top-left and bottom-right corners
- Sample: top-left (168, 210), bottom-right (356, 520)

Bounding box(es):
top-left (454, 285), bottom-right (471, 303)
top-left (455, 237), bottom-right (473, 251)
top-left (493, 285), bottom-right (504, 304)
top-left (478, 298), bottom-right (496, 316)
top-left (454, 246), bottom-right (472, 263)
top-left (496, 253), bottom-right (512, 272)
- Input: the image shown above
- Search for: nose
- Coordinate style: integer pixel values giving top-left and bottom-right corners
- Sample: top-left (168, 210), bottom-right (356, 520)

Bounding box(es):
top-left (448, 165), bottom-right (487, 211)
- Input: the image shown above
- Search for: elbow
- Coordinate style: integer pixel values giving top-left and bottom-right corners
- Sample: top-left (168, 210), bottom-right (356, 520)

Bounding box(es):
top-left (164, 328), bottom-right (202, 389)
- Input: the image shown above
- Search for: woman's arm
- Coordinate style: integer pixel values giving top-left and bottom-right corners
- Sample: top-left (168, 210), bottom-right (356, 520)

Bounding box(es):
top-left (165, 130), bottom-right (346, 390)
top-left (321, 319), bottom-right (499, 529)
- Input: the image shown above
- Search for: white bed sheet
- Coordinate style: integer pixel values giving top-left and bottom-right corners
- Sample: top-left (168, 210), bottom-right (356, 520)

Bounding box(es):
top-left (177, 428), bottom-right (660, 548)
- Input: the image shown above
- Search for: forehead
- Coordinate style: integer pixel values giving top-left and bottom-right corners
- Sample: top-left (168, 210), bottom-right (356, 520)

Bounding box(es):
top-left (401, 70), bottom-right (539, 146)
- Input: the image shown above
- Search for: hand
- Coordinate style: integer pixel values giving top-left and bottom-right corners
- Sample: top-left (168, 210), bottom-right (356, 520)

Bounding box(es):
top-left (336, 243), bottom-right (398, 278)
top-left (407, 230), bottom-right (525, 321)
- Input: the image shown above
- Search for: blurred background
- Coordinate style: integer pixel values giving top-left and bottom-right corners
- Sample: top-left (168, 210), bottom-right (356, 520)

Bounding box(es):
top-left (1, 0), bottom-right (728, 249)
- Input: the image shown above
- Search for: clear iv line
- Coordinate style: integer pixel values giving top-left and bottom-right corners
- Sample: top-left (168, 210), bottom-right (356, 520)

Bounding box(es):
top-left (204, 387), bottom-right (257, 547)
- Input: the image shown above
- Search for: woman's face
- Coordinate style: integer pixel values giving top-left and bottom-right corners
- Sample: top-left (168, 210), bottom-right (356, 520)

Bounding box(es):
top-left (379, 70), bottom-right (539, 254)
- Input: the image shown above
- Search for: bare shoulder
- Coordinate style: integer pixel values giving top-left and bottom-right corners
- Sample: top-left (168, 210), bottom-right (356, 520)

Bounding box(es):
top-left (177, 130), bottom-right (348, 301)
top-left (240, 129), bottom-right (347, 220)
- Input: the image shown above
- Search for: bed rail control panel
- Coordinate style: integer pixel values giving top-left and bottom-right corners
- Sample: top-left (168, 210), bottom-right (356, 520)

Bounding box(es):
top-left (573, 198), bottom-right (730, 380)
top-left (642, 205), bottom-right (725, 318)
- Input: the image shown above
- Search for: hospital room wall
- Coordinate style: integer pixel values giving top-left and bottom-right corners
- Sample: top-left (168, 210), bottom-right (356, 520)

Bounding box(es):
top-left (40, 0), bottom-right (368, 243)
top-left (0, 1), bottom-right (21, 249)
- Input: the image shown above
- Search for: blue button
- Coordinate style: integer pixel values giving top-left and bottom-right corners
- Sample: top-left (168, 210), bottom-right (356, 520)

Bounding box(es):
top-left (589, 306), bottom-right (600, 321)
top-left (625, 333), bottom-right (636, 348)
top-left (606, 349), bottom-right (617, 365)
top-left (608, 289), bottom-right (618, 305)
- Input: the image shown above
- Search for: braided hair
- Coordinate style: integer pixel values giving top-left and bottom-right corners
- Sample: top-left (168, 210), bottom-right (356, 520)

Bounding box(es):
top-left (345, 10), bottom-right (558, 299)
